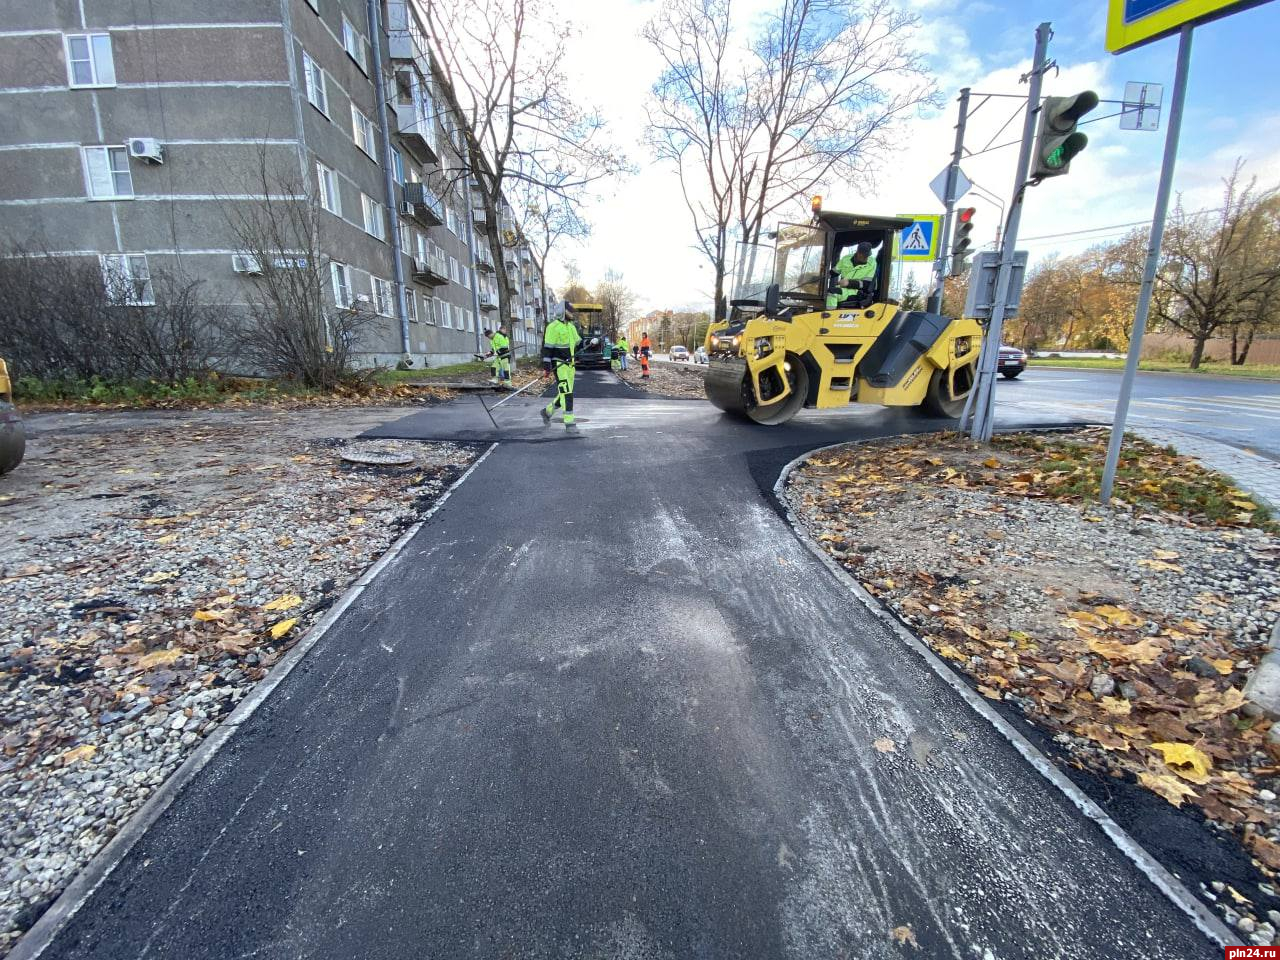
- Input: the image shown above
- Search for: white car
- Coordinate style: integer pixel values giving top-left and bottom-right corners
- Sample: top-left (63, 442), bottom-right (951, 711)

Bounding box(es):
top-left (693, 346), bottom-right (708, 364)
top-left (669, 345), bottom-right (690, 361)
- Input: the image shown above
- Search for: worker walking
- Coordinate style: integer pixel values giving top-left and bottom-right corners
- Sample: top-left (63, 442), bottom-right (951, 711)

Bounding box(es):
top-left (615, 333), bottom-right (630, 371)
top-left (827, 241), bottom-right (878, 309)
top-left (541, 302), bottom-right (582, 428)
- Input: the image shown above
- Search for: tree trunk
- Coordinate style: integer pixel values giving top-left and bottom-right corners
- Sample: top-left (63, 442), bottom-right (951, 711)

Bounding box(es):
top-left (1189, 336), bottom-right (1207, 369)
top-left (1230, 324), bottom-right (1240, 364)
top-left (1236, 325), bottom-right (1256, 365)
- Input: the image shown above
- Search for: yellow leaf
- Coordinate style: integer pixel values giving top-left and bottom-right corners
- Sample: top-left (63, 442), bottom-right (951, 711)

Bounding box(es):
top-left (59, 744), bottom-right (97, 764)
top-left (1193, 686), bottom-right (1245, 719)
top-left (136, 648), bottom-right (183, 669)
top-left (1231, 499), bottom-right (1258, 511)
top-left (1152, 549), bottom-right (1180, 560)
top-left (141, 571), bottom-right (177, 584)
top-left (889, 926), bottom-right (918, 949)
top-left (1138, 771), bottom-right (1198, 808)
top-left (142, 516), bottom-right (176, 527)
top-left (262, 594), bottom-right (303, 612)
top-left (1094, 604), bottom-right (1143, 628)
top-left (937, 644), bottom-right (966, 662)
top-left (873, 738), bottom-right (896, 754)
top-left (1065, 611), bottom-right (1108, 630)
top-left (1210, 658), bottom-right (1235, 676)
top-left (348, 516), bottom-right (366, 526)
top-left (982, 457), bottom-right (1000, 469)
top-left (155, 534), bottom-right (177, 545)
top-left (193, 609), bottom-right (223, 622)
top-left (1100, 696), bottom-right (1131, 716)
top-left (276, 535), bottom-right (295, 548)
top-left (1138, 559), bottom-right (1184, 573)
top-left (270, 617), bottom-right (298, 640)
top-left (1085, 636), bottom-right (1163, 664)
top-left (1150, 742), bottom-right (1213, 784)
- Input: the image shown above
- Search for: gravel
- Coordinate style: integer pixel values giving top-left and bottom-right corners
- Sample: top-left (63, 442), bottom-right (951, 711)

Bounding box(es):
top-left (0, 408), bottom-right (477, 954)
top-left (617, 359), bottom-right (708, 399)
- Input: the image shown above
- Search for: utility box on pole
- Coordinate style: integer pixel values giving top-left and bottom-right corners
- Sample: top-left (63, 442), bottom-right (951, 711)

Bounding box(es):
top-left (962, 251), bottom-right (1029, 320)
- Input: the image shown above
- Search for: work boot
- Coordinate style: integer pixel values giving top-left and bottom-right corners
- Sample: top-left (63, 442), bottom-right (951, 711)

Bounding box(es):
top-left (540, 406), bottom-right (552, 423)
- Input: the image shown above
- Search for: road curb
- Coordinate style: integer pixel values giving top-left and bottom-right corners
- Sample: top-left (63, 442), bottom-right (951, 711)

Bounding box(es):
top-left (1029, 363), bottom-right (1280, 383)
top-left (7, 442), bottom-right (500, 960)
top-left (772, 436), bottom-right (1236, 950)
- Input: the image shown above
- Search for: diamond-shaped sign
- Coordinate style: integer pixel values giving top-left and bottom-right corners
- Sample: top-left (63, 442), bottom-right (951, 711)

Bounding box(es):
top-left (930, 165), bottom-right (972, 205)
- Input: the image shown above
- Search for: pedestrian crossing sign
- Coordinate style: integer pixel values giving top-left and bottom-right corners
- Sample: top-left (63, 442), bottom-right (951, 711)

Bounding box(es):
top-left (894, 214), bottom-right (941, 262)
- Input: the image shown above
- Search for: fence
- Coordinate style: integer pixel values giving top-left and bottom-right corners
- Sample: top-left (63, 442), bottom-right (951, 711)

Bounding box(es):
top-left (1139, 333), bottom-right (1280, 365)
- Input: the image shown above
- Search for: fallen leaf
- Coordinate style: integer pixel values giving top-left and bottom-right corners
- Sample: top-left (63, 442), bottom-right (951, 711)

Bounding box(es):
top-left (270, 618), bottom-right (298, 640)
top-left (348, 516), bottom-right (366, 526)
top-left (155, 534), bottom-right (178, 545)
top-left (1099, 696), bottom-right (1131, 716)
top-left (263, 594), bottom-right (303, 612)
top-left (982, 457), bottom-right (1000, 469)
top-left (136, 648), bottom-right (183, 669)
top-left (1150, 742), bottom-right (1212, 784)
top-left (59, 744), bottom-right (97, 764)
top-left (889, 926), bottom-right (918, 949)
top-left (1138, 771), bottom-right (1198, 808)
top-left (873, 738), bottom-right (896, 754)
top-left (1152, 549), bottom-right (1181, 560)
top-left (1085, 636), bottom-right (1163, 665)
top-left (1249, 834), bottom-right (1280, 870)
top-left (193, 609), bottom-right (224, 622)
top-left (141, 571), bottom-right (177, 584)
top-left (1094, 604), bottom-right (1143, 628)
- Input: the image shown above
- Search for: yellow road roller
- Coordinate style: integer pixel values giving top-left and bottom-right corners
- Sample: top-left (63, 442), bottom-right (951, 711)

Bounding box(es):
top-left (0, 358), bottom-right (25, 474)
top-left (705, 209), bottom-right (981, 424)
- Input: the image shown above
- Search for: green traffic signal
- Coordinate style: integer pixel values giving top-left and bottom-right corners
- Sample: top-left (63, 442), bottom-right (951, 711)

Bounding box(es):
top-left (1032, 92), bottom-right (1098, 180)
top-left (1045, 131), bottom-right (1089, 170)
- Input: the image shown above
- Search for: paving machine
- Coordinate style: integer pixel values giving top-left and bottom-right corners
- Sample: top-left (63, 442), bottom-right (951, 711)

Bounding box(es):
top-left (0, 358), bottom-right (25, 474)
top-left (569, 303), bottom-right (612, 369)
top-left (704, 208), bottom-right (981, 425)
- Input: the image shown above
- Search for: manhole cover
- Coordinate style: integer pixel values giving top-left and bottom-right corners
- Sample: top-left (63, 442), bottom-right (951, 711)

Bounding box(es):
top-left (339, 445), bottom-right (415, 466)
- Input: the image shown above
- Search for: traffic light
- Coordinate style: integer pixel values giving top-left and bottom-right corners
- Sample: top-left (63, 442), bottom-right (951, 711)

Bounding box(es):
top-left (950, 207), bottom-right (975, 276)
top-left (1032, 91), bottom-right (1100, 179)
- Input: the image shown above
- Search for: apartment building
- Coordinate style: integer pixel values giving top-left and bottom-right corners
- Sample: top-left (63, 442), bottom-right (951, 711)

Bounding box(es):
top-left (0, 0), bottom-right (547, 368)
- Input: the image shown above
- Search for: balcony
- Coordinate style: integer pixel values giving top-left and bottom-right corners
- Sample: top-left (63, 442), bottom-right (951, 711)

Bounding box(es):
top-left (472, 206), bottom-right (488, 227)
top-left (412, 251), bottom-right (449, 286)
top-left (385, 1), bottom-right (428, 63)
top-left (478, 290), bottom-right (497, 311)
top-left (403, 182), bottom-right (443, 226)
top-left (394, 101), bottom-right (437, 164)
top-left (474, 248), bottom-right (495, 273)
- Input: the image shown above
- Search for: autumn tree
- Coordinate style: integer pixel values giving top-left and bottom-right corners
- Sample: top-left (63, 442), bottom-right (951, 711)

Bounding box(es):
top-left (593, 271), bottom-right (638, 341)
top-left (421, 0), bottom-right (627, 334)
top-left (645, 0), bottom-right (934, 320)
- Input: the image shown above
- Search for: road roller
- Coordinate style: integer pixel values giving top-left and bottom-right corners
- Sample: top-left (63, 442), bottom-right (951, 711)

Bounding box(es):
top-left (704, 208), bottom-right (981, 425)
top-left (0, 358), bottom-right (25, 475)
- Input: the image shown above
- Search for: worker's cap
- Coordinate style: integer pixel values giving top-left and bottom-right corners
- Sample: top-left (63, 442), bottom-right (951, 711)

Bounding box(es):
top-left (562, 300), bottom-right (577, 315)
top-left (482, 328), bottom-right (492, 336)
top-left (855, 242), bottom-right (873, 255)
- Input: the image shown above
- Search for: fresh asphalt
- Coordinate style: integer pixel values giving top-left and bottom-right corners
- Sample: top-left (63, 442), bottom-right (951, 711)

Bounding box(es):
top-left (34, 369), bottom-right (1219, 959)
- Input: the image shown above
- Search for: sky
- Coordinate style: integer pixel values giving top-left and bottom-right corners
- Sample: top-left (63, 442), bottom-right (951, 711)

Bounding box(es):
top-left (542, 0), bottom-right (1280, 313)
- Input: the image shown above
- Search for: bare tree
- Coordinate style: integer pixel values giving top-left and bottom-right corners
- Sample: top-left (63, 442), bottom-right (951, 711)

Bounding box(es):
top-left (221, 150), bottom-right (378, 388)
top-left (512, 182), bottom-right (591, 344)
top-left (593, 270), bottom-right (637, 341)
top-left (1155, 165), bottom-right (1280, 368)
top-left (420, 0), bottom-right (627, 336)
top-left (645, 0), bottom-right (935, 320)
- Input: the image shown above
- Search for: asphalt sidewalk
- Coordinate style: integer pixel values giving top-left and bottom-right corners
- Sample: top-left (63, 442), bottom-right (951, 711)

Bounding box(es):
top-left (28, 384), bottom-right (1216, 960)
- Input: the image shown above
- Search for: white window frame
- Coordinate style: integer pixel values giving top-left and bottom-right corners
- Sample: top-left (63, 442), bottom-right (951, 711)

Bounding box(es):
top-left (100, 254), bottom-right (153, 306)
top-left (362, 193), bottom-right (386, 241)
top-left (440, 301), bottom-right (452, 329)
top-left (302, 51), bottom-right (328, 116)
top-left (341, 15), bottom-right (369, 74)
top-left (405, 290), bottom-right (418, 324)
top-left (445, 207), bottom-right (457, 234)
top-left (391, 149), bottom-right (405, 184)
top-left (449, 256), bottom-right (459, 283)
top-left (461, 265), bottom-right (471, 290)
top-left (316, 161), bottom-right (340, 215)
top-left (65, 34), bottom-right (115, 88)
top-left (81, 145), bottom-right (133, 200)
top-left (372, 276), bottom-right (393, 315)
top-left (351, 105), bottom-right (376, 158)
top-left (331, 262), bottom-right (353, 307)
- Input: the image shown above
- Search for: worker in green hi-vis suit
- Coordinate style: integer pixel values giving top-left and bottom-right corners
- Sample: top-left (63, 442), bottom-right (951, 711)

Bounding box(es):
top-left (826, 241), bottom-right (878, 309)
top-left (541, 303), bottom-right (582, 428)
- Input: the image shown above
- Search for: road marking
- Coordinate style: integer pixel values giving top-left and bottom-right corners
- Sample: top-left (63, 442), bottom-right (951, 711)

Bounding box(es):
top-left (1136, 399), bottom-right (1280, 421)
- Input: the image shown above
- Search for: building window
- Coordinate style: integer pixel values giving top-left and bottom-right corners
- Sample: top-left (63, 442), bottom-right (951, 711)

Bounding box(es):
top-left (341, 15), bottom-right (369, 73)
top-left (100, 254), bottom-right (153, 305)
top-left (373, 276), bottom-right (393, 315)
top-left (65, 34), bottom-right (115, 88)
top-left (415, 232), bottom-right (429, 264)
top-left (351, 106), bottom-right (377, 158)
top-left (405, 290), bottom-right (417, 324)
top-left (331, 262), bottom-right (353, 307)
top-left (461, 265), bottom-right (470, 290)
top-left (316, 162), bottom-right (340, 215)
top-left (422, 297), bottom-right (436, 325)
top-left (391, 149), bottom-right (405, 184)
top-left (445, 207), bottom-right (457, 234)
top-left (440, 301), bottom-right (452, 329)
top-left (449, 256), bottom-right (459, 283)
top-left (362, 193), bottom-right (386, 241)
top-left (302, 51), bottom-right (328, 116)
top-left (82, 146), bottom-right (133, 199)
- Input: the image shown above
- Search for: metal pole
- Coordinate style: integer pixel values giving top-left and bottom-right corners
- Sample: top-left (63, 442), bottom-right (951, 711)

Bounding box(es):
top-left (928, 87), bottom-right (970, 314)
top-left (970, 22), bottom-right (1051, 442)
top-left (463, 171), bottom-right (485, 356)
top-left (1100, 24), bottom-right (1193, 503)
top-left (366, 0), bottom-right (411, 359)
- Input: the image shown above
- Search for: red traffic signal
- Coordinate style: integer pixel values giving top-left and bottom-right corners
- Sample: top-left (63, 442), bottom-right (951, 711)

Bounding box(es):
top-left (957, 206), bottom-right (975, 224)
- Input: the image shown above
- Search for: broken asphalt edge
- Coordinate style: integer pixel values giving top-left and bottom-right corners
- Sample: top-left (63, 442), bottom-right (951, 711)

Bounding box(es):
top-left (771, 435), bottom-right (1238, 950)
top-left (6, 442), bottom-right (501, 960)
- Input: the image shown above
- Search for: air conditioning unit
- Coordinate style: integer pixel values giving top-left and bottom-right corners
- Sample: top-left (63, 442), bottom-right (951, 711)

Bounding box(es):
top-left (356, 293), bottom-right (372, 303)
top-left (399, 200), bottom-right (416, 217)
top-left (127, 138), bottom-right (164, 163)
top-left (231, 254), bottom-right (263, 275)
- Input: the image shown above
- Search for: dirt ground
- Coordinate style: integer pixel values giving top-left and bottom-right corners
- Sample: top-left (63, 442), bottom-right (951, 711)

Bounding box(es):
top-left (617, 358), bottom-right (708, 399)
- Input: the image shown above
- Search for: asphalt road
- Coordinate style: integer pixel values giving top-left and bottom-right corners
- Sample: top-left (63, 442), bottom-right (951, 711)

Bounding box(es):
top-left (34, 371), bottom-right (1218, 959)
top-left (1000, 367), bottom-right (1280, 462)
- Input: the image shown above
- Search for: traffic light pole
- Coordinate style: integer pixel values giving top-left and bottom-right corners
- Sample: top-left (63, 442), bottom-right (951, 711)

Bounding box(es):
top-left (1100, 24), bottom-right (1193, 503)
top-left (968, 21), bottom-right (1052, 443)
top-left (927, 87), bottom-right (970, 314)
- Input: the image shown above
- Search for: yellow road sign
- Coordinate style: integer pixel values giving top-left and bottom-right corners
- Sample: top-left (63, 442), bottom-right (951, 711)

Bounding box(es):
top-left (1107, 0), bottom-right (1267, 54)
top-left (893, 214), bottom-right (941, 262)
